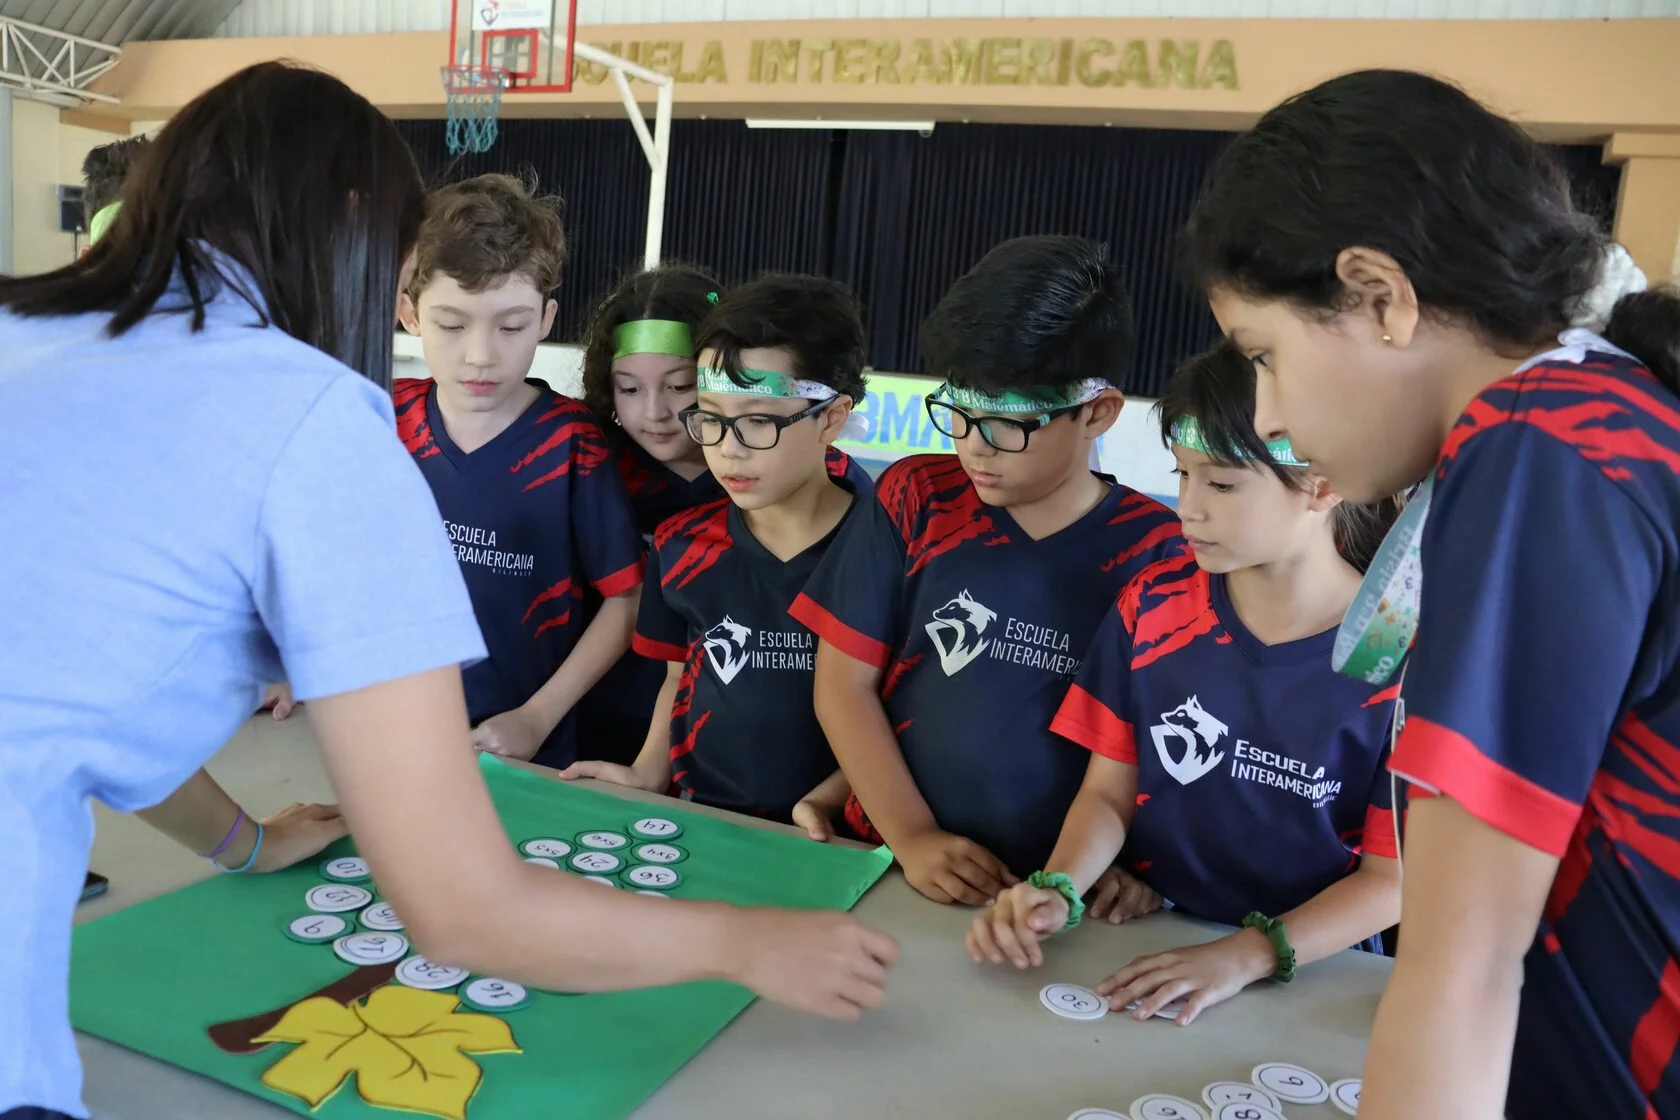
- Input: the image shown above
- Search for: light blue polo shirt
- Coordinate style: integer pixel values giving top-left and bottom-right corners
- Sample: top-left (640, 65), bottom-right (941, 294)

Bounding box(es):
top-left (0, 259), bottom-right (487, 1116)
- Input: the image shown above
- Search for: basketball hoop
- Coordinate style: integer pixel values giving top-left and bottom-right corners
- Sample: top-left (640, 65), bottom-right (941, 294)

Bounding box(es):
top-left (440, 64), bottom-right (508, 154)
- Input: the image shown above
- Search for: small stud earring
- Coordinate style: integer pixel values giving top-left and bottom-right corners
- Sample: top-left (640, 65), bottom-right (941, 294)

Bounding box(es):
top-left (1382, 333), bottom-right (1393, 344)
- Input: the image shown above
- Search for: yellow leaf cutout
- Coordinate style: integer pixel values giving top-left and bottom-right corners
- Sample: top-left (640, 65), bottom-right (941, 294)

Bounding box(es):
top-left (256, 986), bottom-right (521, 1120)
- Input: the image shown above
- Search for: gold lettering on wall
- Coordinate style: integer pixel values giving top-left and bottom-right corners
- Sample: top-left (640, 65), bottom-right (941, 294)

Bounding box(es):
top-left (578, 36), bottom-right (1237, 90)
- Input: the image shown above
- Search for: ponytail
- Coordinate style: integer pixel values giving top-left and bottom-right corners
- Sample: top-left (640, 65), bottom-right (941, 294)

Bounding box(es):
top-left (1605, 286), bottom-right (1680, 395)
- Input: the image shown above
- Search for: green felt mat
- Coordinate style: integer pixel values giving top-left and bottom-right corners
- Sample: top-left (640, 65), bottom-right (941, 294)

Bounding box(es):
top-left (70, 755), bottom-right (893, 1120)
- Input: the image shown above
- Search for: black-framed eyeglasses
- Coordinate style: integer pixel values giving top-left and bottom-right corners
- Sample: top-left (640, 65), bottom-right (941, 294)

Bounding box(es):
top-left (680, 399), bottom-right (832, 450)
top-left (924, 397), bottom-right (1086, 453)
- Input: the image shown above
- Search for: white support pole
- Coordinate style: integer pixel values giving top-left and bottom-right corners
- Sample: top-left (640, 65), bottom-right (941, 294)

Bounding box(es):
top-left (571, 41), bottom-right (674, 269)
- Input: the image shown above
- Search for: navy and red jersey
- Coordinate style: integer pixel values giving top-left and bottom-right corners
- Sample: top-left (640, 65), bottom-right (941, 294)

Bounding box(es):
top-left (395, 378), bottom-right (643, 767)
top-left (1382, 336), bottom-right (1680, 1120)
top-left (613, 436), bottom-right (872, 537)
top-left (1051, 556), bottom-right (1399, 926)
top-left (632, 485), bottom-right (858, 820)
top-left (789, 454), bottom-right (1183, 875)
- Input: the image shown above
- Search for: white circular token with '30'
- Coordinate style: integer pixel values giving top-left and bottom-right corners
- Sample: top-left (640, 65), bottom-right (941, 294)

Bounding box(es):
top-left (1252, 1063), bottom-right (1329, 1105)
top-left (1040, 983), bottom-right (1108, 1021)
top-left (1130, 1094), bottom-right (1206, 1120)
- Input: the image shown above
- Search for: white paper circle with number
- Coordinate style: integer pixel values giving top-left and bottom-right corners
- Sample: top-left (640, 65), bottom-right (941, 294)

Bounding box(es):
top-left (1130, 1095), bottom-right (1206, 1120)
top-left (622, 864), bottom-right (680, 890)
top-left (632, 842), bottom-right (686, 865)
top-left (319, 856), bottom-right (370, 882)
top-left (577, 831), bottom-right (630, 850)
top-left (462, 977), bottom-right (530, 1012)
top-left (1252, 1063), bottom-right (1329, 1105)
top-left (1068, 1112), bottom-right (1127, 1120)
top-left (359, 902), bottom-right (404, 932)
top-left (395, 955), bottom-right (470, 991)
top-left (582, 875), bottom-right (618, 887)
top-left (332, 932), bottom-right (409, 966)
top-left (1215, 1103), bottom-right (1285, 1120)
top-left (285, 914), bottom-right (350, 944)
top-left (520, 838), bottom-right (573, 859)
top-left (570, 850), bottom-right (625, 874)
top-left (1040, 983), bottom-right (1108, 1021)
top-left (637, 889), bottom-right (670, 898)
top-left (631, 817), bottom-right (682, 839)
top-left (1202, 1084), bottom-right (1280, 1112)
top-left (306, 884), bottom-right (374, 913)
top-left (523, 856), bottom-right (560, 869)
top-left (1330, 1078), bottom-right (1361, 1115)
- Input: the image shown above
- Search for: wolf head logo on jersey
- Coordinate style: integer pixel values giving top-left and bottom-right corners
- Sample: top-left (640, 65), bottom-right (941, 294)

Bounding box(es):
top-left (924, 590), bottom-right (997, 677)
top-left (702, 617), bottom-right (753, 685)
top-left (1150, 695), bottom-right (1229, 786)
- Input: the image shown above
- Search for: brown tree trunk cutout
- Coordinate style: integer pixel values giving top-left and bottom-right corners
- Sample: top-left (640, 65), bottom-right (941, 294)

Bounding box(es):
top-left (207, 962), bottom-right (400, 1054)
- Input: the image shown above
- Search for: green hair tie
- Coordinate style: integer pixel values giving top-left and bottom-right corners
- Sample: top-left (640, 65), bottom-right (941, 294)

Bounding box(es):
top-left (86, 201), bottom-right (121, 245)
top-left (612, 319), bottom-right (693, 360)
top-left (1026, 870), bottom-right (1085, 933)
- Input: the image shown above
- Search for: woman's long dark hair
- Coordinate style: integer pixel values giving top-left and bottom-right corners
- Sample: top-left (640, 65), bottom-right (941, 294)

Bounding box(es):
top-left (1159, 342), bottom-right (1402, 573)
top-left (0, 61), bottom-right (423, 389)
top-left (579, 262), bottom-right (721, 434)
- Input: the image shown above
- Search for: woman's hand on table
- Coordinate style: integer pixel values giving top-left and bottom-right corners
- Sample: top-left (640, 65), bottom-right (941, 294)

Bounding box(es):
top-left (1095, 928), bottom-right (1276, 1026)
top-left (249, 802), bottom-right (348, 873)
top-left (730, 908), bottom-right (900, 1021)
top-left (966, 881), bottom-right (1067, 968)
top-left (1087, 865), bottom-right (1162, 925)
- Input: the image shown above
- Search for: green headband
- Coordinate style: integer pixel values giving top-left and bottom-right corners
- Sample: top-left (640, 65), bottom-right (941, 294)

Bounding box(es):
top-left (1170, 416), bottom-right (1309, 469)
top-left (696, 365), bottom-right (837, 400)
top-left (86, 201), bottom-right (121, 245)
top-left (930, 378), bottom-right (1111, 415)
top-left (612, 319), bottom-right (693, 360)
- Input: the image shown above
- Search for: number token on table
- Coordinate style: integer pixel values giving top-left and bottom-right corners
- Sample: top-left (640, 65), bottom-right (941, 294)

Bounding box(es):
top-left (284, 914), bottom-right (350, 944)
top-left (1039, 983), bottom-right (1108, 1021)
top-left (319, 856), bottom-right (372, 883)
top-left (630, 817), bottom-right (682, 840)
top-left (621, 864), bottom-right (681, 890)
top-left (520, 838), bottom-right (573, 859)
top-left (1329, 1078), bottom-right (1361, 1115)
top-left (1202, 1083), bottom-right (1280, 1112)
top-left (582, 875), bottom-right (618, 887)
top-left (395, 955), bottom-right (469, 992)
top-left (359, 902), bottom-right (404, 932)
top-left (576, 831), bottom-right (630, 851)
top-left (523, 856), bottom-right (560, 869)
top-left (570, 850), bottom-right (626, 875)
top-left (332, 932), bottom-right (410, 967)
top-left (632, 842), bottom-right (686, 865)
top-left (461, 977), bottom-right (531, 1013)
top-left (1215, 1103), bottom-right (1285, 1120)
top-left (1252, 1063), bottom-right (1329, 1105)
top-left (1067, 1111), bottom-right (1127, 1120)
top-left (1130, 1093), bottom-right (1207, 1120)
top-left (305, 884), bottom-right (373, 913)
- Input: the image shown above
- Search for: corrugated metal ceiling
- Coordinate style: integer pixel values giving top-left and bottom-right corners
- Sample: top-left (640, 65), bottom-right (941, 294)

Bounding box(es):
top-left (2, 0), bottom-right (244, 64)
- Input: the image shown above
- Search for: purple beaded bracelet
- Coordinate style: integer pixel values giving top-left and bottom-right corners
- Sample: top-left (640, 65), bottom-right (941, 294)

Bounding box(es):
top-left (202, 809), bottom-right (246, 861)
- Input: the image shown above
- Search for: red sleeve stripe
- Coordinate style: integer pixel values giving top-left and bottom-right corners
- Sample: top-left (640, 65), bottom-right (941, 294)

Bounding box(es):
top-left (1390, 715), bottom-right (1583, 858)
top-left (1361, 804), bottom-right (1400, 860)
top-left (592, 559), bottom-right (645, 599)
top-left (788, 593), bottom-right (891, 670)
top-left (1050, 684), bottom-right (1138, 764)
top-left (631, 633), bottom-right (688, 662)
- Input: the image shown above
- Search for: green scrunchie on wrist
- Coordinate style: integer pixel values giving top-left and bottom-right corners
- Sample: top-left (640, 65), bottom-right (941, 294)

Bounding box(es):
top-left (1026, 870), bottom-right (1086, 933)
top-left (1241, 911), bottom-right (1298, 983)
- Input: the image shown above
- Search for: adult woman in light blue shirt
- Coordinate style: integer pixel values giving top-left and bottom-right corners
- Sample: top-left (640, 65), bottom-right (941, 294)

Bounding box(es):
top-left (0, 61), bottom-right (895, 1120)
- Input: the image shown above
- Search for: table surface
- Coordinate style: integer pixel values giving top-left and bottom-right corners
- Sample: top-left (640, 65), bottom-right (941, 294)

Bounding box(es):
top-left (76, 715), bottom-right (1390, 1120)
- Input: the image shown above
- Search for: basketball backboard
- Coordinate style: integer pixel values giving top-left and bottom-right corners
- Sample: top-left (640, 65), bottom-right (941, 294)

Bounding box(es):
top-left (448, 0), bottom-right (577, 94)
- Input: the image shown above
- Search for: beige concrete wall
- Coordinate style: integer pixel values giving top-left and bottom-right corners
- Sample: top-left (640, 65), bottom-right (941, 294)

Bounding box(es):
top-left (9, 100), bottom-right (120, 276)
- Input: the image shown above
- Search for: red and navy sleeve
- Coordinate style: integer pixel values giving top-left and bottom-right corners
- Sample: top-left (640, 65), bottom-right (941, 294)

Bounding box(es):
top-left (825, 445), bottom-right (876, 499)
top-left (631, 541), bottom-right (689, 663)
top-left (789, 464), bottom-right (912, 670)
top-left (565, 410), bottom-right (645, 599)
top-left (1357, 685), bottom-right (1403, 860)
top-left (1390, 416), bottom-right (1663, 857)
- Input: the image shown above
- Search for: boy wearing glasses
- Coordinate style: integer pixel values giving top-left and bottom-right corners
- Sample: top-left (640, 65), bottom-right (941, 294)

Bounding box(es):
top-left (791, 236), bottom-right (1185, 904)
top-left (563, 275), bottom-right (869, 841)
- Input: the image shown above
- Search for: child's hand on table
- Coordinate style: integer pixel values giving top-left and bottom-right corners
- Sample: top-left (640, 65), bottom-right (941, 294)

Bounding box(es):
top-left (790, 800), bottom-right (836, 842)
top-left (250, 802), bottom-right (348, 873)
top-left (258, 682), bottom-right (297, 720)
top-left (731, 908), bottom-right (900, 1021)
top-left (471, 706), bottom-right (547, 761)
top-left (1095, 927), bottom-right (1276, 1026)
top-left (557, 758), bottom-right (666, 792)
top-left (1087, 865), bottom-right (1162, 925)
top-left (966, 881), bottom-right (1067, 968)
top-left (894, 829), bottom-right (1018, 906)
